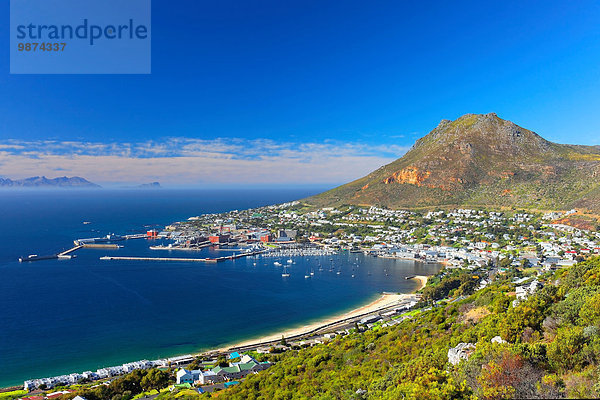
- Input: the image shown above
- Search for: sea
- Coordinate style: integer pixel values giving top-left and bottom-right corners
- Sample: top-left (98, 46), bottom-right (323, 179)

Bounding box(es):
top-left (0, 188), bottom-right (441, 388)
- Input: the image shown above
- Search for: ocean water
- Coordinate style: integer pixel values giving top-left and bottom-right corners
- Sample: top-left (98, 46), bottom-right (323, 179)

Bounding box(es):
top-left (0, 189), bottom-right (441, 388)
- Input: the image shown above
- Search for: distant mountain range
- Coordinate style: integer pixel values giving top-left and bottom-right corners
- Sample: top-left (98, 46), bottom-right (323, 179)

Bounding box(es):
top-left (307, 113), bottom-right (600, 212)
top-left (0, 176), bottom-right (100, 188)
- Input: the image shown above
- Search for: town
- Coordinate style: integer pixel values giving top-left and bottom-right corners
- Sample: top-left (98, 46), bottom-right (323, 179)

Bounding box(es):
top-left (160, 203), bottom-right (599, 273)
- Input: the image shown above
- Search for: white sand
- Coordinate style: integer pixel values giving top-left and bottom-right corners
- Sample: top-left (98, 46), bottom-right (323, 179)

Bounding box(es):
top-left (225, 292), bottom-right (412, 349)
top-left (413, 275), bottom-right (428, 290)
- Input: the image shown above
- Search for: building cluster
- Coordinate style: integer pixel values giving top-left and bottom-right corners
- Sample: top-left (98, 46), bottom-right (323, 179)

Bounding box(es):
top-left (22, 356), bottom-right (197, 390)
top-left (154, 203), bottom-right (599, 276)
top-left (176, 354), bottom-right (271, 386)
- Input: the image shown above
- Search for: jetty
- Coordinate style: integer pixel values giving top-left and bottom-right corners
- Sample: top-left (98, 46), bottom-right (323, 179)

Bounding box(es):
top-left (19, 244), bottom-right (84, 262)
top-left (82, 244), bottom-right (121, 249)
top-left (58, 245), bottom-right (83, 256)
top-left (100, 256), bottom-right (218, 263)
top-left (100, 250), bottom-right (266, 263)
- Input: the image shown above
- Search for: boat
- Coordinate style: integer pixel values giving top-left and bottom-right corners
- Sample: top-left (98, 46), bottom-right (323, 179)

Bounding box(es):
top-left (82, 221), bottom-right (91, 225)
top-left (274, 261), bottom-right (282, 266)
top-left (310, 268), bottom-right (315, 276)
top-left (287, 259), bottom-right (293, 264)
top-left (282, 266), bottom-right (290, 277)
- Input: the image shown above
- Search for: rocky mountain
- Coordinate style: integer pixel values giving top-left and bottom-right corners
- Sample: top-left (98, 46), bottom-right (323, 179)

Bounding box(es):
top-left (0, 176), bottom-right (101, 188)
top-left (308, 113), bottom-right (600, 212)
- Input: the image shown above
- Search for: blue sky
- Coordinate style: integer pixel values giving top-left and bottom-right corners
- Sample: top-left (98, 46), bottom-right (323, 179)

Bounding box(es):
top-left (1, 0), bottom-right (599, 185)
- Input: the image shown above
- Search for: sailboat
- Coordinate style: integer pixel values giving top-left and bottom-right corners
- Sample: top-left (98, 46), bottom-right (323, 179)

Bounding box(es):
top-left (282, 265), bottom-right (290, 278)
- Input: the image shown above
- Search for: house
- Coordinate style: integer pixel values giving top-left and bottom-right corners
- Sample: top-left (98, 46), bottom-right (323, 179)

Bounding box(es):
top-left (176, 368), bottom-right (223, 385)
top-left (176, 369), bottom-right (195, 384)
top-left (256, 347), bottom-right (270, 354)
top-left (516, 279), bottom-right (542, 301)
top-left (177, 360), bottom-right (272, 386)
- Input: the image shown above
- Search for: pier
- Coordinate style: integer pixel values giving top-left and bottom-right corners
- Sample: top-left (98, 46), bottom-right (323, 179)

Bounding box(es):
top-left (99, 250), bottom-right (265, 263)
top-left (82, 244), bottom-right (121, 249)
top-left (100, 256), bottom-right (218, 263)
top-left (58, 245), bottom-right (83, 256)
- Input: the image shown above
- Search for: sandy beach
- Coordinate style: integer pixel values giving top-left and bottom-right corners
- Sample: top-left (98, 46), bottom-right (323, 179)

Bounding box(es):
top-left (222, 273), bottom-right (434, 351)
top-left (412, 275), bottom-right (428, 290)
top-left (223, 274), bottom-right (432, 350)
top-left (226, 293), bottom-right (408, 349)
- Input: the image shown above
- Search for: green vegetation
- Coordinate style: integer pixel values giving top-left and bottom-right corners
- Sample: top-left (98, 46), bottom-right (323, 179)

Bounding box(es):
top-left (0, 390), bottom-right (27, 400)
top-left (216, 257), bottom-right (600, 399)
top-left (60, 369), bottom-right (172, 400)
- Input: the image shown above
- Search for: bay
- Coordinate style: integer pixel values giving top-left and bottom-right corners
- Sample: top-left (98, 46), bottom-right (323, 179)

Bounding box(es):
top-left (0, 188), bottom-right (440, 388)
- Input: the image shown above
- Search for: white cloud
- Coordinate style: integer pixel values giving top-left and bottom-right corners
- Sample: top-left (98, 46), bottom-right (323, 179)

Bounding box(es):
top-left (0, 138), bottom-right (409, 185)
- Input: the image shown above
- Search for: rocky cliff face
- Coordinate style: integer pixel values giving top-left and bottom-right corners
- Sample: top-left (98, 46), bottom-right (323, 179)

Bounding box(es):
top-left (308, 113), bottom-right (600, 211)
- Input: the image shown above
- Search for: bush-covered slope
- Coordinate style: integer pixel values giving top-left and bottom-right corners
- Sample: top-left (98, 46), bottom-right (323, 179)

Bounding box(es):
top-left (223, 258), bottom-right (600, 399)
top-left (308, 113), bottom-right (600, 212)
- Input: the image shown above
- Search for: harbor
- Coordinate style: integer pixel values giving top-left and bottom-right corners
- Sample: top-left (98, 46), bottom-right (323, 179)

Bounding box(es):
top-left (99, 250), bottom-right (265, 263)
top-left (2, 192), bottom-right (443, 390)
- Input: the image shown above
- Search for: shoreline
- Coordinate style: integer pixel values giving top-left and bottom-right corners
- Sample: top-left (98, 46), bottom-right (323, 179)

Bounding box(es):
top-left (218, 275), bottom-right (429, 352)
top-left (5, 272), bottom-right (433, 391)
top-left (221, 293), bottom-right (404, 349)
top-left (412, 275), bottom-right (428, 291)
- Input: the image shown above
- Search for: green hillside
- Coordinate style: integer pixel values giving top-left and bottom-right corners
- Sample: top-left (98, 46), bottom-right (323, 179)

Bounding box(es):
top-left (223, 257), bottom-right (600, 399)
top-left (308, 113), bottom-right (600, 212)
